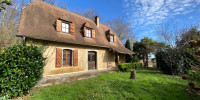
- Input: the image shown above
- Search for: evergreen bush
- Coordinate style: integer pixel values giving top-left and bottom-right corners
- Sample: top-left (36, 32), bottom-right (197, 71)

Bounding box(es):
top-left (155, 49), bottom-right (194, 75)
top-left (0, 45), bottom-right (46, 98)
top-left (118, 62), bottom-right (143, 72)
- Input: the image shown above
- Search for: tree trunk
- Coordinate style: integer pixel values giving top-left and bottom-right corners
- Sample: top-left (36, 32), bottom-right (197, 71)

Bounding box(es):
top-left (143, 55), bottom-right (146, 67)
top-left (146, 54), bottom-right (149, 67)
top-left (130, 70), bottom-right (136, 79)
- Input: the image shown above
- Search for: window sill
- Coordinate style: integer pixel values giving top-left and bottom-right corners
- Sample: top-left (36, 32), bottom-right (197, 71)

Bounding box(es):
top-left (60, 32), bottom-right (71, 35)
top-left (85, 37), bottom-right (93, 39)
top-left (62, 65), bottom-right (73, 67)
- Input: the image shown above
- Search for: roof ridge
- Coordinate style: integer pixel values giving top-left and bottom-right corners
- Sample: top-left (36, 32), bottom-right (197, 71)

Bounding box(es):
top-left (22, 0), bottom-right (115, 32)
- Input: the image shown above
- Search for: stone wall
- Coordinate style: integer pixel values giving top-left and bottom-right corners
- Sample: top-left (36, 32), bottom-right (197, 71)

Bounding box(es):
top-left (36, 67), bottom-right (118, 87)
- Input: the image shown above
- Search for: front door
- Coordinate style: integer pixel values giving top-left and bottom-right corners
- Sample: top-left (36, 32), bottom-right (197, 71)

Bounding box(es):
top-left (88, 51), bottom-right (96, 70)
top-left (115, 54), bottom-right (119, 64)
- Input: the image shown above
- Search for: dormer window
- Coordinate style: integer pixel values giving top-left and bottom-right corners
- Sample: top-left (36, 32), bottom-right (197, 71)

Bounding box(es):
top-left (110, 35), bottom-right (114, 43)
top-left (86, 28), bottom-right (92, 38)
top-left (106, 30), bottom-right (116, 43)
top-left (83, 22), bottom-right (95, 39)
top-left (62, 22), bottom-right (69, 33)
top-left (56, 19), bottom-right (75, 35)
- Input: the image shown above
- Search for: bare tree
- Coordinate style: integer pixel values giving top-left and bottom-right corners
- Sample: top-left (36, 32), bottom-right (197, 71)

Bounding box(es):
top-left (73, 10), bottom-right (83, 16)
top-left (41, 0), bottom-right (57, 5)
top-left (83, 9), bottom-right (99, 21)
top-left (157, 23), bottom-right (200, 48)
top-left (0, 0), bottom-right (22, 50)
top-left (105, 17), bottom-right (133, 42)
top-left (156, 23), bottom-right (200, 74)
top-left (19, 0), bottom-right (58, 8)
top-left (0, 0), bottom-right (11, 12)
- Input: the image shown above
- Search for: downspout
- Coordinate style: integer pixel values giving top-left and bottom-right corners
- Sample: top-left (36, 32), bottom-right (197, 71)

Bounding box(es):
top-left (22, 36), bottom-right (26, 44)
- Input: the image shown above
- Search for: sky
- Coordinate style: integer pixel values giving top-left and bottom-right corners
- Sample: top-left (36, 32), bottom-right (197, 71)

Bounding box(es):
top-left (61, 0), bottom-right (200, 41)
top-left (21, 0), bottom-right (197, 41)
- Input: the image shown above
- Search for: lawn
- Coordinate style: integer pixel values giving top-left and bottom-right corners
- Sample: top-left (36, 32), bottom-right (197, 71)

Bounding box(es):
top-left (26, 70), bottom-right (199, 100)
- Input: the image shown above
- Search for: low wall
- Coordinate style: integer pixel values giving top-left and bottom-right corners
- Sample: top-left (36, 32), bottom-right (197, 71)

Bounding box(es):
top-left (36, 67), bottom-right (118, 87)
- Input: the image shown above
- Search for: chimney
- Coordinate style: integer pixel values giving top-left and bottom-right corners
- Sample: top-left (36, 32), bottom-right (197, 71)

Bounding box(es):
top-left (95, 16), bottom-right (99, 28)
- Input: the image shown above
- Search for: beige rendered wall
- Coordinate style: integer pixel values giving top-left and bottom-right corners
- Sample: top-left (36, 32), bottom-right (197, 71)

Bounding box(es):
top-left (26, 39), bottom-right (119, 76)
top-left (119, 54), bottom-right (125, 63)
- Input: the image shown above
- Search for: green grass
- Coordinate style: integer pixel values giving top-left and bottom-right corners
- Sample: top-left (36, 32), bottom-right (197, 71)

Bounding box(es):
top-left (27, 70), bottom-right (199, 100)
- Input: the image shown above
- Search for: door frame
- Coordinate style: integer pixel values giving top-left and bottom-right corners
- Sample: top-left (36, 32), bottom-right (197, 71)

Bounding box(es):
top-left (87, 50), bottom-right (98, 70)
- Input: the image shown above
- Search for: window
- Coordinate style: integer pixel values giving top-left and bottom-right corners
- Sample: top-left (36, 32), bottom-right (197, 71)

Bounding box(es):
top-left (110, 35), bottom-right (114, 42)
top-left (62, 22), bottom-right (69, 33)
top-left (86, 29), bottom-right (92, 38)
top-left (62, 49), bottom-right (72, 66)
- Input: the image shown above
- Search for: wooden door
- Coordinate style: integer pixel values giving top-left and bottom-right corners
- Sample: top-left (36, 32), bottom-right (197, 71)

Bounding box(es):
top-left (115, 54), bottom-right (119, 64)
top-left (88, 51), bottom-right (96, 70)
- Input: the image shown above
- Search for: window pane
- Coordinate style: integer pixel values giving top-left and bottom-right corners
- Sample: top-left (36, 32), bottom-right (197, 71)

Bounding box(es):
top-left (86, 33), bottom-right (89, 37)
top-left (63, 50), bottom-right (66, 65)
top-left (63, 50), bottom-right (66, 55)
top-left (66, 28), bottom-right (69, 33)
top-left (66, 24), bottom-right (69, 28)
top-left (110, 35), bottom-right (113, 42)
top-left (67, 61), bottom-right (70, 65)
top-left (86, 29), bottom-right (91, 38)
top-left (88, 55), bottom-right (90, 61)
top-left (62, 23), bottom-right (65, 28)
top-left (67, 50), bottom-right (71, 65)
top-left (89, 30), bottom-right (91, 37)
top-left (62, 28), bottom-right (66, 32)
top-left (92, 55), bottom-right (95, 61)
top-left (63, 61), bottom-right (66, 65)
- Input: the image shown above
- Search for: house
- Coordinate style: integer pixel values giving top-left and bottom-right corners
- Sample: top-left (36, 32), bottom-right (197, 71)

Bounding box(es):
top-left (17, 0), bottom-right (134, 77)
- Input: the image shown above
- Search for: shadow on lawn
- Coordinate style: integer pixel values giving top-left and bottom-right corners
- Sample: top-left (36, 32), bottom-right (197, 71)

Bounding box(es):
top-left (136, 70), bottom-right (159, 75)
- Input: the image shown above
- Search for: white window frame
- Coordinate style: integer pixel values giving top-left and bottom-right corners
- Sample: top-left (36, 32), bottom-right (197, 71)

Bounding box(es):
top-left (110, 35), bottom-right (114, 43)
top-left (62, 22), bottom-right (70, 33)
top-left (86, 28), bottom-right (92, 38)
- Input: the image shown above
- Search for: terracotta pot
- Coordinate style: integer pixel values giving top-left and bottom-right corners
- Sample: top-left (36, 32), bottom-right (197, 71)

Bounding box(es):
top-left (182, 75), bottom-right (189, 80)
top-left (195, 87), bottom-right (200, 91)
top-left (188, 82), bottom-right (195, 89)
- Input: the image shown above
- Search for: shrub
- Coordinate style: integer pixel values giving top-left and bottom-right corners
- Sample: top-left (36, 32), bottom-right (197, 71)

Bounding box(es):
top-left (118, 62), bottom-right (143, 72)
top-left (155, 48), bottom-right (194, 75)
top-left (188, 69), bottom-right (200, 82)
top-left (0, 45), bottom-right (46, 98)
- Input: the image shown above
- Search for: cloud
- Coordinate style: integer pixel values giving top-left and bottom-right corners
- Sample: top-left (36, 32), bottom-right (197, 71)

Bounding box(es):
top-left (123, 0), bottom-right (200, 27)
top-left (189, 16), bottom-right (193, 19)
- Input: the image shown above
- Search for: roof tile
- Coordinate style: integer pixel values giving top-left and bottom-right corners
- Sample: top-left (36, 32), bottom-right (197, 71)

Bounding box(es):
top-left (17, 1), bottom-right (134, 54)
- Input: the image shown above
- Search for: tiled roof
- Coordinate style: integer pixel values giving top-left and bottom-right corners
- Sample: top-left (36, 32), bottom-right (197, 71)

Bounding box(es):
top-left (17, 0), bottom-right (134, 54)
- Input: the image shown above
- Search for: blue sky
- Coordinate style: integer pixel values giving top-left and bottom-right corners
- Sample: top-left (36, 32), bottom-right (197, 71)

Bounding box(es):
top-left (62, 0), bottom-right (125, 22)
top-left (53, 0), bottom-right (200, 41)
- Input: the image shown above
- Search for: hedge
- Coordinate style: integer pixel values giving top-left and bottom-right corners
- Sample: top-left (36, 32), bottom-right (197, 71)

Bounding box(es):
top-left (118, 62), bottom-right (143, 72)
top-left (0, 45), bottom-right (46, 99)
top-left (155, 49), bottom-right (197, 75)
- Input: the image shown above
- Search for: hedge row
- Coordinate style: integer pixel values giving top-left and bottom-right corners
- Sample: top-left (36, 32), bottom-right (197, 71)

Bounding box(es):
top-left (0, 45), bottom-right (46, 99)
top-left (118, 62), bottom-right (143, 72)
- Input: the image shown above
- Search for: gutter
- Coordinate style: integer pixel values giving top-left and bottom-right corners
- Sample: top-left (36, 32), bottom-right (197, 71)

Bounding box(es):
top-left (16, 35), bottom-right (135, 54)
